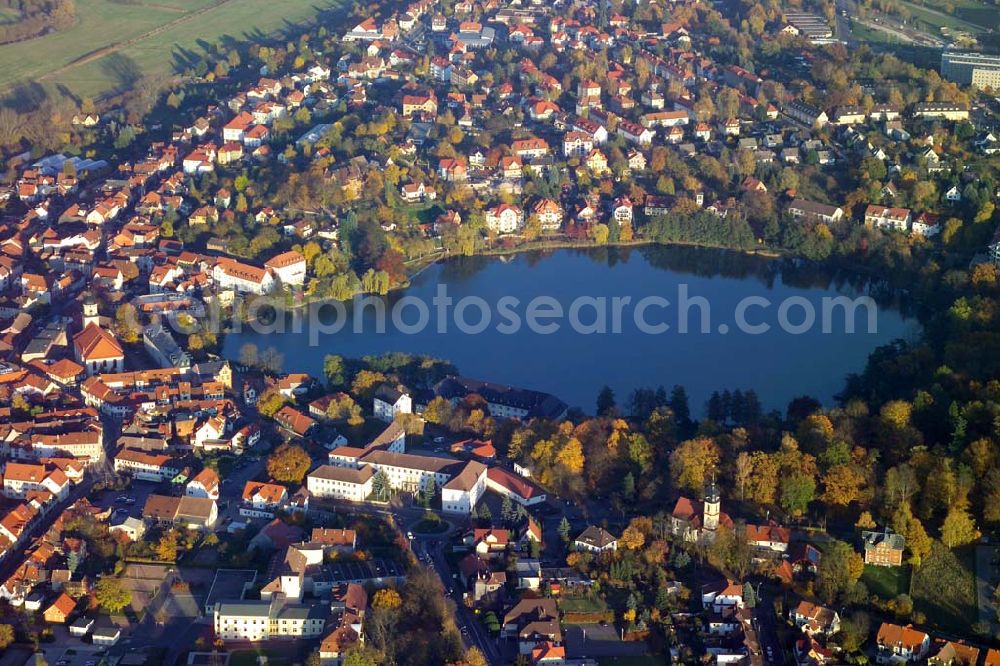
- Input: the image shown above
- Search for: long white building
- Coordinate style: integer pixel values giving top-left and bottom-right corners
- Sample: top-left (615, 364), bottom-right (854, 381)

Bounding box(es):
top-left (213, 600), bottom-right (327, 642)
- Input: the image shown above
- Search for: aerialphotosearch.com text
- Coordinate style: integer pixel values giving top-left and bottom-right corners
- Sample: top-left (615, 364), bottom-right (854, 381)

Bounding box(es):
top-left (209, 284), bottom-right (881, 346)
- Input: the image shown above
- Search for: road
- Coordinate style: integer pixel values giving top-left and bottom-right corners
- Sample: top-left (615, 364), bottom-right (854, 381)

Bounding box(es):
top-left (318, 496), bottom-right (504, 666)
top-left (417, 535), bottom-right (505, 666)
top-left (753, 589), bottom-right (785, 666)
top-left (835, 0), bottom-right (856, 45)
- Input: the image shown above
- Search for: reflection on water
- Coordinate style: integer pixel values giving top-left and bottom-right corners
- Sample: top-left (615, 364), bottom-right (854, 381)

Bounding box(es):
top-left (224, 247), bottom-right (920, 414)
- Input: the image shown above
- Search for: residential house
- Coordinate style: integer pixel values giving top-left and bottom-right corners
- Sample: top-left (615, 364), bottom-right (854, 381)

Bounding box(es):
top-left (242, 481), bottom-right (289, 519)
top-left (43, 592), bottom-right (76, 623)
top-left (862, 529), bottom-right (905, 567)
top-left (485, 205), bottom-right (524, 234)
top-left (502, 598), bottom-right (561, 655)
top-left (787, 198), bottom-right (844, 224)
top-left (573, 526), bottom-right (617, 554)
top-left (374, 386), bottom-right (412, 422)
top-left (790, 601), bottom-right (840, 636)
top-left (864, 205), bottom-right (912, 232)
top-left (876, 623), bottom-right (930, 664)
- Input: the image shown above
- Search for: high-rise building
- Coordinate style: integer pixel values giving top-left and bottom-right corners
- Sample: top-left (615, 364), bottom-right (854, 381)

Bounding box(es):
top-left (941, 51), bottom-right (1000, 90)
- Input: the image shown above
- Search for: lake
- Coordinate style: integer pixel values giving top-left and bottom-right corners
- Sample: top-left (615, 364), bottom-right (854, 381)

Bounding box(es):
top-left (222, 246), bottom-right (920, 414)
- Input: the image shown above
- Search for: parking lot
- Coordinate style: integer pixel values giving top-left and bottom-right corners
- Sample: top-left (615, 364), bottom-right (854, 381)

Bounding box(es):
top-left (41, 645), bottom-right (107, 666)
top-left (94, 481), bottom-right (163, 518)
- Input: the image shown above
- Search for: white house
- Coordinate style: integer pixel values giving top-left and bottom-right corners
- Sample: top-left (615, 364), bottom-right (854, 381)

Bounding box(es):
top-left (574, 526), bottom-right (617, 553)
top-left (241, 481), bottom-right (289, 519)
top-left (373, 386), bottom-right (412, 423)
top-left (264, 251), bottom-right (307, 287)
top-left (485, 205), bottom-right (524, 234)
top-left (186, 468), bottom-right (221, 501)
top-left (701, 580), bottom-right (744, 613)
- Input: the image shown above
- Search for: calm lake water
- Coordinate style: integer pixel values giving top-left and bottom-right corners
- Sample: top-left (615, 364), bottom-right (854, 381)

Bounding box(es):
top-left (223, 246), bottom-right (920, 414)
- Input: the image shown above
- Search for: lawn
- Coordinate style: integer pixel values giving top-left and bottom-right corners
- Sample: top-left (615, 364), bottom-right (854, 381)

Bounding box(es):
top-left (899, 0), bottom-right (993, 33)
top-left (861, 563), bottom-right (911, 600)
top-left (411, 517), bottom-right (449, 534)
top-left (558, 594), bottom-right (609, 615)
top-left (229, 649), bottom-right (295, 666)
top-left (0, 0), bottom-right (348, 98)
top-left (912, 542), bottom-right (978, 634)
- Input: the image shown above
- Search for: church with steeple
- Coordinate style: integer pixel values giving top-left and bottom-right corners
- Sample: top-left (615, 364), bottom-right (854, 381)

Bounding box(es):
top-left (670, 475), bottom-right (733, 543)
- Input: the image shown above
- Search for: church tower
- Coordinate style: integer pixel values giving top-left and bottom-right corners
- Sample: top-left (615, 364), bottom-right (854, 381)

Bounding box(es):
top-left (703, 474), bottom-right (721, 531)
top-left (82, 294), bottom-right (100, 329)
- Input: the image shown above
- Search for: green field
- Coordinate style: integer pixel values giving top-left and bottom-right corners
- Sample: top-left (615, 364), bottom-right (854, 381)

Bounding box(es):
top-left (559, 593), bottom-right (610, 618)
top-left (903, 0), bottom-right (998, 33)
top-left (229, 649), bottom-right (295, 666)
top-left (861, 563), bottom-right (911, 599)
top-left (912, 542), bottom-right (978, 634)
top-left (0, 0), bottom-right (346, 99)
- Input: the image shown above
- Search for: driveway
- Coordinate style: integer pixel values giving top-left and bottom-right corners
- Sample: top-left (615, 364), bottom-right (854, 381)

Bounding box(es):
top-left (975, 544), bottom-right (999, 632)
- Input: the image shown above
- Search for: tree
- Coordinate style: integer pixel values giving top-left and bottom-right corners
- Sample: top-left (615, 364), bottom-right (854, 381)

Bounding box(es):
top-left (838, 611), bottom-right (870, 653)
top-left (735, 452), bottom-right (753, 501)
top-left (423, 396), bottom-right (453, 424)
top-left (324, 354), bottom-right (346, 387)
top-left (557, 517), bottom-right (571, 543)
top-left (619, 525), bottom-right (646, 550)
top-left (267, 444), bottom-right (311, 483)
top-left (157, 531), bottom-right (178, 562)
top-left (707, 525), bottom-right (753, 581)
top-left (780, 472), bottom-right (816, 516)
top-left (742, 582), bottom-right (757, 609)
top-left (372, 469), bottom-right (391, 501)
top-left (352, 370), bottom-right (387, 402)
top-left (670, 437), bottom-right (720, 493)
top-left (500, 496), bottom-right (515, 526)
top-left (941, 504), bottom-right (980, 548)
top-left (855, 511), bottom-right (877, 530)
top-left (342, 647), bottom-right (380, 666)
top-left (0, 624), bottom-right (13, 650)
top-left (238, 343), bottom-right (259, 368)
top-left (372, 588), bottom-right (402, 609)
top-left (461, 648), bottom-right (488, 666)
top-left (816, 540), bottom-right (864, 604)
top-left (114, 303), bottom-right (141, 343)
top-left (822, 464), bottom-right (865, 507)
top-left (596, 385), bottom-right (616, 416)
top-left (95, 577), bottom-right (132, 614)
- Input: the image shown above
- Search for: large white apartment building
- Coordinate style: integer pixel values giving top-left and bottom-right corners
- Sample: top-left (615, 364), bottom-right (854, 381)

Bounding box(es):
top-left (941, 51), bottom-right (1000, 90)
top-left (440, 461), bottom-right (487, 514)
top-left (212, 257), bottom-right (276, 294)
top-left (213, 600), bottom-right (327, 641)
top-left (308, 453), bottom-right (486, 515)
top-left (307, 466), bottom-right (375, 502)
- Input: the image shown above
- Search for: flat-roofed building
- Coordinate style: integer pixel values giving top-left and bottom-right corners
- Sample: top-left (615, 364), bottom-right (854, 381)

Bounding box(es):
top-left (941, 52), bottom-right (1000, 90)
